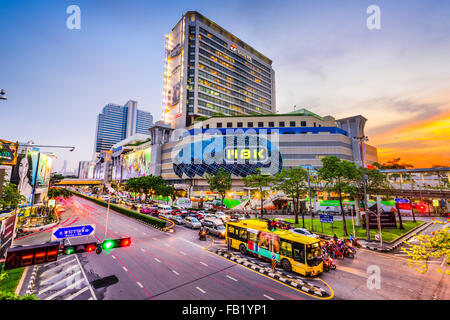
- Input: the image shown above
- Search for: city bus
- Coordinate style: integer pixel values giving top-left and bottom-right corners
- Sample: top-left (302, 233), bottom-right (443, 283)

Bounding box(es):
top-left (226, 219), bottom-right (323, 276)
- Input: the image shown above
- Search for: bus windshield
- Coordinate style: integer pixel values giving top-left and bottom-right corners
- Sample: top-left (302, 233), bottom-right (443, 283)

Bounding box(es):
top-left (306, 242), bottom-right (322, 267)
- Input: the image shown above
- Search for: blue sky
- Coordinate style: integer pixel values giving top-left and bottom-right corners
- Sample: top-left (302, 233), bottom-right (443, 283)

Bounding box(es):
top-left (1, 0), bottom-right (449, 171)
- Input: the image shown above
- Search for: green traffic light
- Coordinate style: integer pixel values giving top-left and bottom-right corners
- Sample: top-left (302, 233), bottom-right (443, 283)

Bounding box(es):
top-left (103, 240), bottom-right (114, 250)
top-left (65, 247), bottom-right (75, 255)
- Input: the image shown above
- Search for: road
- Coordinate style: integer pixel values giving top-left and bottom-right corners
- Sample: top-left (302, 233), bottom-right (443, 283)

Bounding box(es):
top-left (13, 195), bottom-right (448, 300)
top-left (14, 195), bottom-right (324, 300)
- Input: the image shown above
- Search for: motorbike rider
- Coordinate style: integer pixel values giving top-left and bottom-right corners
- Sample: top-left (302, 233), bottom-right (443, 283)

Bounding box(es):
top-left (199, 227), bottom-right (207, 240)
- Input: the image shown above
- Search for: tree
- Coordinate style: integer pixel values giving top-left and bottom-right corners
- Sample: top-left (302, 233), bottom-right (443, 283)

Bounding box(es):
top-left (242, 169), bottom-right (274, 219)
top-left (0, 182), bottom-right (26, 211)
top-left (351, 166), bottom-right (392, 226)
top-left (205, 168), bottom-right (232, 208)
top-left (157, 184), bottom-right (176, 204)
top-left (50, 173), bottom-right (64, 186)
top-left (318, 156), bottom-right (358, 237)
top-left (401, 220), bottom-right (449, 275)
top-left (274, 167), bottom-right (308, 226)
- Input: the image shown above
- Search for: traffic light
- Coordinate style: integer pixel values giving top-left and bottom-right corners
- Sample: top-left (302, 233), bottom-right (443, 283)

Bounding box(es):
top-left (101, 237), bottom-right (131, 251)
top-left (3, 242), bottom-right (60, 271)
top-left (62, 242), bottom-right (102, 255)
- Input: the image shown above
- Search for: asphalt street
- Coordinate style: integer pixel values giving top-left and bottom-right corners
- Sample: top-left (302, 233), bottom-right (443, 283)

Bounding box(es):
top-left (14, 195), bottom-right (449, 300)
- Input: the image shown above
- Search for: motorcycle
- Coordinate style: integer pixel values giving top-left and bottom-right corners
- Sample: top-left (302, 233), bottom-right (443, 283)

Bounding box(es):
top-left (199, 229), bottom-right (207, 241)
top-left (351, 238), bottom-right (362, 248)
top-left (322, 253), bottom-right (336, 271)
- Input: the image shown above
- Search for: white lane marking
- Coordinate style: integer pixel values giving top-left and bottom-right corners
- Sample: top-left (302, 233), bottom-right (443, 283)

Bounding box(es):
top-left (137, 282), bottom-right (143, 288)
top-left (226, 275), bottom-right (238, 282)
top-left (172, 270), bottom-right (180, 276)
top-left (200, 262), bottom-right (208, 267)
top-left (180, 251), bottom-right (187, 255)
top-left (39, 271), bottom-right (81, 295)
top-left (88, 297), bottom-right (94, 300)
top-left (153, 238), bottom-right (157, 241)
top-left (141, 248), bottom-right (146, 252)
top-left (40, 259), bottom-right (76, 277)
top-left (164, 243), bottom-right (170, 247)
top-left (180, 238), bottom-right (205, 249)
top-left (65, 286), bottom-right (89, 300)
top-left (45, 278), bottom-right (86, 300)
top-left (41, 265), bottom-right (78, 285)
top-left (122, 267), bottom-right (128, 272)
top-left (112, 255), bottom-right (116, 259)
top-left (154, 258), bottom-right (161, 263)
top-left (264, 294), bottom-right (275, 300)
top-left (196, 287), bottom-right (206, 294)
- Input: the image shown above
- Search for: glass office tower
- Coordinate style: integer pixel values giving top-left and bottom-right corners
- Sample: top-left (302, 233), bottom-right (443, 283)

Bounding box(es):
top-left (93, 100), bottom-right (153, 156)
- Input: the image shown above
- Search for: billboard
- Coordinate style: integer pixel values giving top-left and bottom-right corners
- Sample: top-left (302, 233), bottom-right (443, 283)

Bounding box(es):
top-left (0, 139), bottom-right (19, 166)
top-left (10, 150), bottom-right (39, 205)
top-left (162, 18), bottom-right (185, 128)
top-left (35, 153), bottom-right (52, 189)
top-left (0, 214), bottom-right (17, 259)
top-left (122, 147), bottom-right (152, 180)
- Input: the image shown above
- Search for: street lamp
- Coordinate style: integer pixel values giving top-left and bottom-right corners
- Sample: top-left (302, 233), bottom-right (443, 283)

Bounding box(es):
top-left (353, 135), bottom-right (370, 240)
top-left (0, 89), bottom-right (6, 100)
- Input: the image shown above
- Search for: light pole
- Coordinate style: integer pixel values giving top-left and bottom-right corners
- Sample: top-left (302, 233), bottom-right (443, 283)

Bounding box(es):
top-left (353, 135), bottom-right (370, 241)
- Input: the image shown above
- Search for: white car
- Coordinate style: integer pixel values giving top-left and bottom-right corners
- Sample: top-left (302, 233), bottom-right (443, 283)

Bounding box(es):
top-left (214, 212), bottom-right (229, 222)
top-left (183, 217), bottom-right (202, 229)
top-left (289, 228), bottom-right (319, 238)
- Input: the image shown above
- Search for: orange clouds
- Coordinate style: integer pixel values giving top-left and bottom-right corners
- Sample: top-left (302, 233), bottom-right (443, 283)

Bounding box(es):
top-left (371, 110), bottom-right (450, 168)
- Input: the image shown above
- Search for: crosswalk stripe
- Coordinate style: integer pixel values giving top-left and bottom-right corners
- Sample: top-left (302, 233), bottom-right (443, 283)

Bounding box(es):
top-left (65, 286), bottom-right (89, 300)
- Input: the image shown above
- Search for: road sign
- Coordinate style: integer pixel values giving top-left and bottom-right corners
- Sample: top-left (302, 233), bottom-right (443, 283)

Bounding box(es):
top-left (395, 198), bottom-right (409, 203)
top-left (3, 242), bottom-right (59, 271)
top-left (52, 224), bottom-right (96, 240)
top-left (320, 214), bottom-right (334, 224)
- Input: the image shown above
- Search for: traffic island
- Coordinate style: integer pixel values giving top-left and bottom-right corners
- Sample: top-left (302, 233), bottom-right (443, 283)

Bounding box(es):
top-left (215, 248), bottom-right (329, 298)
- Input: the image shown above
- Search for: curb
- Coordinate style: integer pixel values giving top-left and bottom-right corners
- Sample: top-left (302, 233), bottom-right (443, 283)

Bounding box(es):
top-left (216, 249), bottom-right (327, 297)
top-left (363, 221), bottom-right (433, 252)
top-left (25, 265), bottom-right (38, 295)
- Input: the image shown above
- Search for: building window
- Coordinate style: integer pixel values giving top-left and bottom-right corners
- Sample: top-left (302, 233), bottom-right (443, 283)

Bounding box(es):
top-left (227, 122), bottom-right (233, 128)
top-left (290, 121), bottom-right (296, 127)
top-left (268, 122), bottom-right (274, 127)
top-left (237, 122), bottom-right (243, 128)
top-left (301, 121), bottom-right (307, 127)
top-left (313, 122), bottom-right (316, 127)
top-left (279, 121), bottom-right (285, 127)
top-left (206, 124), bottom-right (210, 129)
top-left (258, 122), bottom-right (264, 127)
top-left (217, 122), bottom-right (222, 128)
top-left (247, 122), bottom-right (253, 128)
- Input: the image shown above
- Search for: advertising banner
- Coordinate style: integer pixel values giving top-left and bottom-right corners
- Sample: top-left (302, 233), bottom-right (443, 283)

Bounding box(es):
top-left (0, 139), bottom-right (19, 166)
top-left (122, 147), bottom-right (152, 180)
top-left (35, 153), bottom-right (52, 189)
top-left (10, 149), bottom-right (39, 205)
top-left (0, 214), bottom-right (17, 259)
top-left (163, 18), bottom-right (185, 127)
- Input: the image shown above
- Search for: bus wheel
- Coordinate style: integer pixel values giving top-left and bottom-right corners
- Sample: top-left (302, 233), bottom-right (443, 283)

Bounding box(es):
top-left (239, 244), bottom-right (247, 255)
top-left (281, 259), bottom-right (292, 272)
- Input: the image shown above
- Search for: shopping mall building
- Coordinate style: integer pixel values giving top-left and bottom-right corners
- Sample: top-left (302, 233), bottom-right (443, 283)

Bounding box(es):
top-left (84, 11), bottom-right (378, 204)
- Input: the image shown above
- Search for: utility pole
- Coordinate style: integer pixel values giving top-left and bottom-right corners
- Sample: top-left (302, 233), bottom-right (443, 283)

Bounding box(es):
top-left (354, 135), bottom-right (370, 241)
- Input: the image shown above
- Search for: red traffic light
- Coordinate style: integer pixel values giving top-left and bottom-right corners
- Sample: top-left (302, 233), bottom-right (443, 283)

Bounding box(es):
top-left (121, 238), bottom-right (131, 247)
top-left (102, 237), bottom-right (131, 250)
top-left (63, 242), bottom-right (101, 255)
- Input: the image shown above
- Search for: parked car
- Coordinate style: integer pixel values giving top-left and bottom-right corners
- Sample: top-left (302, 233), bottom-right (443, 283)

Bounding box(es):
top-left (289, 228), bottom-right (319, 238)
top-left (183, 217), bottom-right (202, 229)
top-left (229, 213), bottom-right (245, 222)
top-left (140, 207), bottom-right (152, 214)
top-left (171, 215), bottom-right (184, 225)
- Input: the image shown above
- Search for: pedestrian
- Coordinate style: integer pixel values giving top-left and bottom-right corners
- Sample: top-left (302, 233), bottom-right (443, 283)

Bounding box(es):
top-left (333, 233), bottom-right (338, 243)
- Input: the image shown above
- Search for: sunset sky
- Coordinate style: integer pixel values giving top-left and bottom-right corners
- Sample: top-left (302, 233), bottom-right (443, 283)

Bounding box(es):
top-left (0, 0), bottom-right (449, 171)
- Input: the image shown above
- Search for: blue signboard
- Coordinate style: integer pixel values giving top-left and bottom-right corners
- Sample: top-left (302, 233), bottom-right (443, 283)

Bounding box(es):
top-left (395, 199), bottom-right (409, 203)
top-left (320, 214), bottom-right (334, 223)
top-left (52, 224), bottom-right (95, 240)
